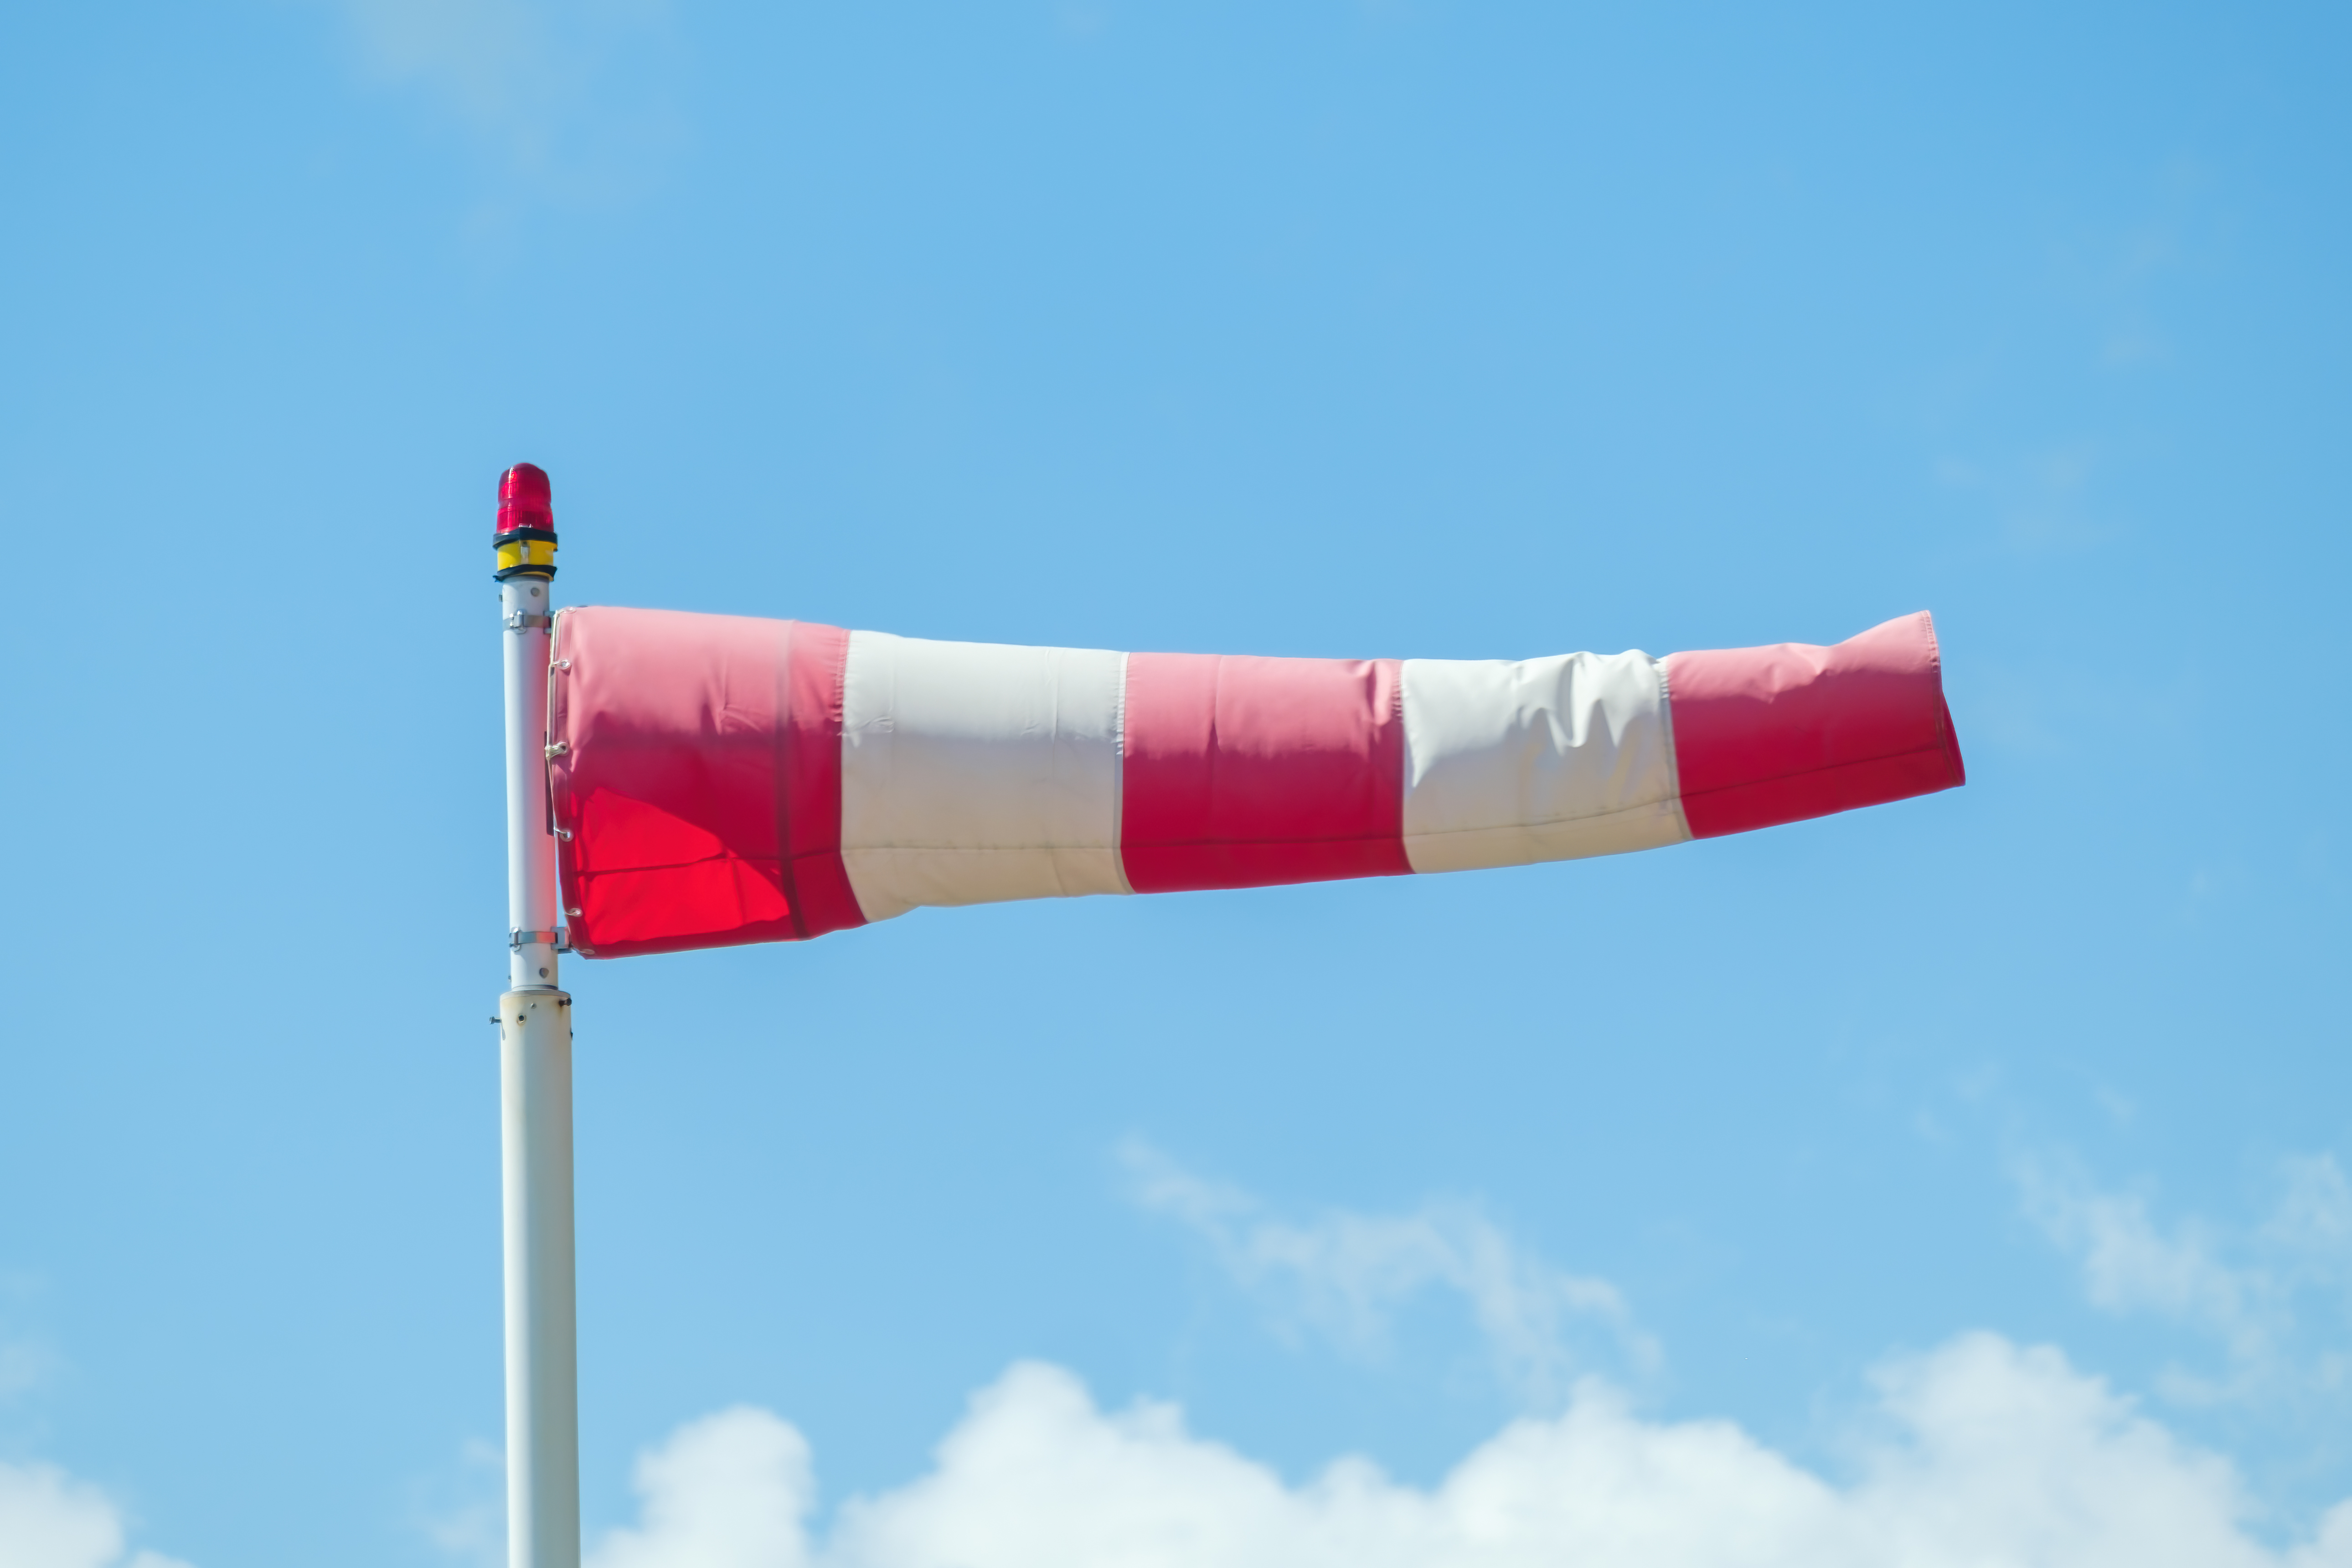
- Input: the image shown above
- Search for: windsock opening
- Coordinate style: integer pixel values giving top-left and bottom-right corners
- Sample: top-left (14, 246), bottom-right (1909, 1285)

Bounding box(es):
top-left (1662, 611), bottom-right (1964, 839)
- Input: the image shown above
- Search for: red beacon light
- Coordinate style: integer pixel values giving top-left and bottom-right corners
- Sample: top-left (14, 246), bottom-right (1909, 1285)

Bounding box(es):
top-left (493, 462), bottom-right (558, 580)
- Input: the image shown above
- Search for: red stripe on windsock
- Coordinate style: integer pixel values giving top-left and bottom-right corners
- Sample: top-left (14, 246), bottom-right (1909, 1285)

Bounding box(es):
top-left (1121, 653), bottom-right (1412, 893)
top-left (550, 608), bottom-right (861, 957)
top-left (1663, 611), bottom-right (1965, 839)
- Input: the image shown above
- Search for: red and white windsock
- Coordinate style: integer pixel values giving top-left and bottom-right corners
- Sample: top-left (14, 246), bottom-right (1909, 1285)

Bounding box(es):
top-left (546, 610), bottom-right (1964, 957)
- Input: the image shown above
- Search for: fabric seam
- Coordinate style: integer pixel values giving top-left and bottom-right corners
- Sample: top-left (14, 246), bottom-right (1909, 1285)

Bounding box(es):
top-left (1654, 653), bottom-right (1693, 844)
top-left (1674, 740), bottom-right (1955, 801)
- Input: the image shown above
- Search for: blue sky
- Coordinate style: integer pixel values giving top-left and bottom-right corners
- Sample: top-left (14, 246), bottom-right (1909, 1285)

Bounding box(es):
top-left (1, 2), bottom-right (2347, 1564)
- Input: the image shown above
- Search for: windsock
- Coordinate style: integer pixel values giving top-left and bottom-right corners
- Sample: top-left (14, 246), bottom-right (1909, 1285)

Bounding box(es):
top-left (545, 610), bottom-right (1963, 957)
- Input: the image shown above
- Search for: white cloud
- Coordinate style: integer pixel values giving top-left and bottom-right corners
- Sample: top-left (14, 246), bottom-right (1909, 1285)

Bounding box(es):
top-left (0, 1318), bottom-right (186, 1568)
top-left (595, 1409), bottom-right (811, 1568)
top-left (583, 1336), bottom-right (2352, 1568)
top-left (1120, 1140), bottom-right (1655, 1404)
top-left (0, 1460), bottom-right (189, 1568)
top-left (2016, 1151), bottom-right (2352, 1402)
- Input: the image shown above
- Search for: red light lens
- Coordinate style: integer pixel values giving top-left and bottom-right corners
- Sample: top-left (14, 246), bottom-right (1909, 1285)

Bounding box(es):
top-left (496, 464), bottom-right (554, 534)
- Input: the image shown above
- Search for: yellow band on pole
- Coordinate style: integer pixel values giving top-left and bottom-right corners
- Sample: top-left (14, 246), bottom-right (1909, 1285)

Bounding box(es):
top-left (497, 536), bottom-right (559, 575)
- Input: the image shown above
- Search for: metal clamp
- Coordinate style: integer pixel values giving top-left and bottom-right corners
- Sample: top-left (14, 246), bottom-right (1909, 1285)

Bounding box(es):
top-left (510, 927), bottom-right (574, 952)
top-left (544, 741), bottom-right (569, 759)
top-left (505, 612), bottom-right (554, 632)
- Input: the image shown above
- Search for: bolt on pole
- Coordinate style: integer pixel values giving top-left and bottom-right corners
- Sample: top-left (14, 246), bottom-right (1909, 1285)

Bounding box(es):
top-left (493, 464), bottom-right (580, 1568)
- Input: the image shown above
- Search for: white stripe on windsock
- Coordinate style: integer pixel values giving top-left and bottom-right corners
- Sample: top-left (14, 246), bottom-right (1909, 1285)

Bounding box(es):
top-left (839, 630), bottom-right (1131, 923)
top-left (1398, 650), bottom-right (1688, 874)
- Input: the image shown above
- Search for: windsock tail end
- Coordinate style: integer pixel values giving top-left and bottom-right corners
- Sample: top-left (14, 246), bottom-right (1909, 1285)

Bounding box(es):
top-left (1665, 611), bottom-right (1964, 840)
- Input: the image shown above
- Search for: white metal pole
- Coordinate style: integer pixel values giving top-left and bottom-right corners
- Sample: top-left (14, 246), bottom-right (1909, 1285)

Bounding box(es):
top-left (494, 466), bottom-right (578, 1568)
top-left (499, 987), bottom-right (576, 1568)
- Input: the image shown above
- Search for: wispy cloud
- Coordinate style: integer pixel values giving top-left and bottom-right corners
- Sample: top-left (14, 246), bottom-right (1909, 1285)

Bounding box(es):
top-left (0, 1280), bottom-right (63, 1405)
top-left (326, 0), bottom-right (683, 201)
top-left (2016, 1156), bottom-right (2264, 1351)
top-left (1931, 441), bottom-right (2118, 556)
top-left (0, 1333), bottom-right (58, 1403)
top-left (412, 1437), bottom-right (506, 1568)
top-left (578, 1336), bottom-right (2352, 1568)
top-left (1119, 1140), bottom-right (1657, 1406)
top-left (2016, 1150), bottom-right (2352, 1403)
